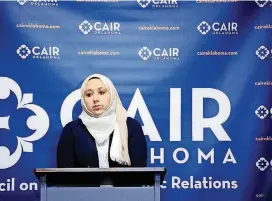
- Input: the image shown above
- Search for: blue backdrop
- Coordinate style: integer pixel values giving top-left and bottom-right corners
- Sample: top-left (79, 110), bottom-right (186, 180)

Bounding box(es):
top-left (0, 1), bottom-right (272, 201)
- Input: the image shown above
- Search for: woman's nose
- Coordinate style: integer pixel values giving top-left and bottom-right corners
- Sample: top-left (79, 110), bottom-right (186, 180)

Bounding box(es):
top-left (93, 93), bottom-right (99, 102)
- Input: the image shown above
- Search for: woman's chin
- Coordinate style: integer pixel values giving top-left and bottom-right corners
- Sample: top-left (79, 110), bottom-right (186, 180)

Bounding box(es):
top-left (92, 110), bottom-right (104, 116)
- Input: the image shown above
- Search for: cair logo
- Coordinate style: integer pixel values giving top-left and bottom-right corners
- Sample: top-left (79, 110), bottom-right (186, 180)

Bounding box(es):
top-left (137, 0), bottom-right (178, 8)
top-left (256, 157), bottom-right (272, 171)
top-left (79, 20), bottom-right (121, 35)
top-left (255, 105), bottom-right (272, 119)
top-left (197, 21), bottom-right (238, 35)
top-left (17, 0), bottom-right (58, 6)
top-left (255, 0), bottom-right (272, 7)
top-left (16, 44), bottom-right (60, 60)
top-left (60, 87), bottom-right (232, 144)
top-left (0, 77), bottom-right (49, 169)
top-left (256, 46), bottom-right (271, 60)
top-left (138, 47), bottom-right (179, 60)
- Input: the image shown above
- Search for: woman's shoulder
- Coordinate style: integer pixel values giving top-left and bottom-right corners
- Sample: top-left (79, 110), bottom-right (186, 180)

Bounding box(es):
top-left (62, 118), bottom-right (84, 134)
top-left (126, 117), bottom-right (143, 134)
top-left (126, 117), bottom-right (141, 127)
top-left (126, 117), bottom-right (147, 148)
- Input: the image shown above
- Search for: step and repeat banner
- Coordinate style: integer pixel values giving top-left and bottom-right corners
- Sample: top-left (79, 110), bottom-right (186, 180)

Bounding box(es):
top-left (0, 1), bottom-right (272, 201)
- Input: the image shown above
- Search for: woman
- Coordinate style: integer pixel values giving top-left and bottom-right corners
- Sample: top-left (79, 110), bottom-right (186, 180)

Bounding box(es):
top-left (57, 74), bottom-right (147, 168)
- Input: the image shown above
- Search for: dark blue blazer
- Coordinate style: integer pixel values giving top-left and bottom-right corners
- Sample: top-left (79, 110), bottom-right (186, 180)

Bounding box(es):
top-left (57, 117), bottom-right (147, 168)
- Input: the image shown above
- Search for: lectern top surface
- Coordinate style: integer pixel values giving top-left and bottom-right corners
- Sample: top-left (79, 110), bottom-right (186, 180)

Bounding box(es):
top-left (34, 167), bottom-right (165, 173)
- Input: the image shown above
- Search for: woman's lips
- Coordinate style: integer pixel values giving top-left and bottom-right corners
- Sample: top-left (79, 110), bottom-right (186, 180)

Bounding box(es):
top-left (93, 105), bottom-right (102, 110)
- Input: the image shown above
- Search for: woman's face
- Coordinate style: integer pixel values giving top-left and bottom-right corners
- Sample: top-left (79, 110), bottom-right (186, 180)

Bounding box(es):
top-left (84, 78), bottom-right (111, 116)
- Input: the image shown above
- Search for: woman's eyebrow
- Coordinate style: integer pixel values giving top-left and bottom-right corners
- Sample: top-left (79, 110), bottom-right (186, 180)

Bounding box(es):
top-left (85, 89), bottom-right (93, 92)
top-left (85, 87), bottom-right (106, 91)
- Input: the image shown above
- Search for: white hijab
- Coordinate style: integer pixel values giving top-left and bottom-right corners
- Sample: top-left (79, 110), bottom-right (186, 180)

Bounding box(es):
top-left (78, 74), bottom-right (131, 166)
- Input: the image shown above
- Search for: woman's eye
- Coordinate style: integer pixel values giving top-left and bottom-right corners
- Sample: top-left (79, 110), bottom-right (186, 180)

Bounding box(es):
top-left (86, 93), bottom-right (92, 97)
top-left (100, 91), bottom-right (105, 95)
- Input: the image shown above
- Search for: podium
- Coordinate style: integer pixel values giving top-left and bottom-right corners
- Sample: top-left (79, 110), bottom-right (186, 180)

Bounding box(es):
top-left (34, 168), bottom-right (166, 201)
